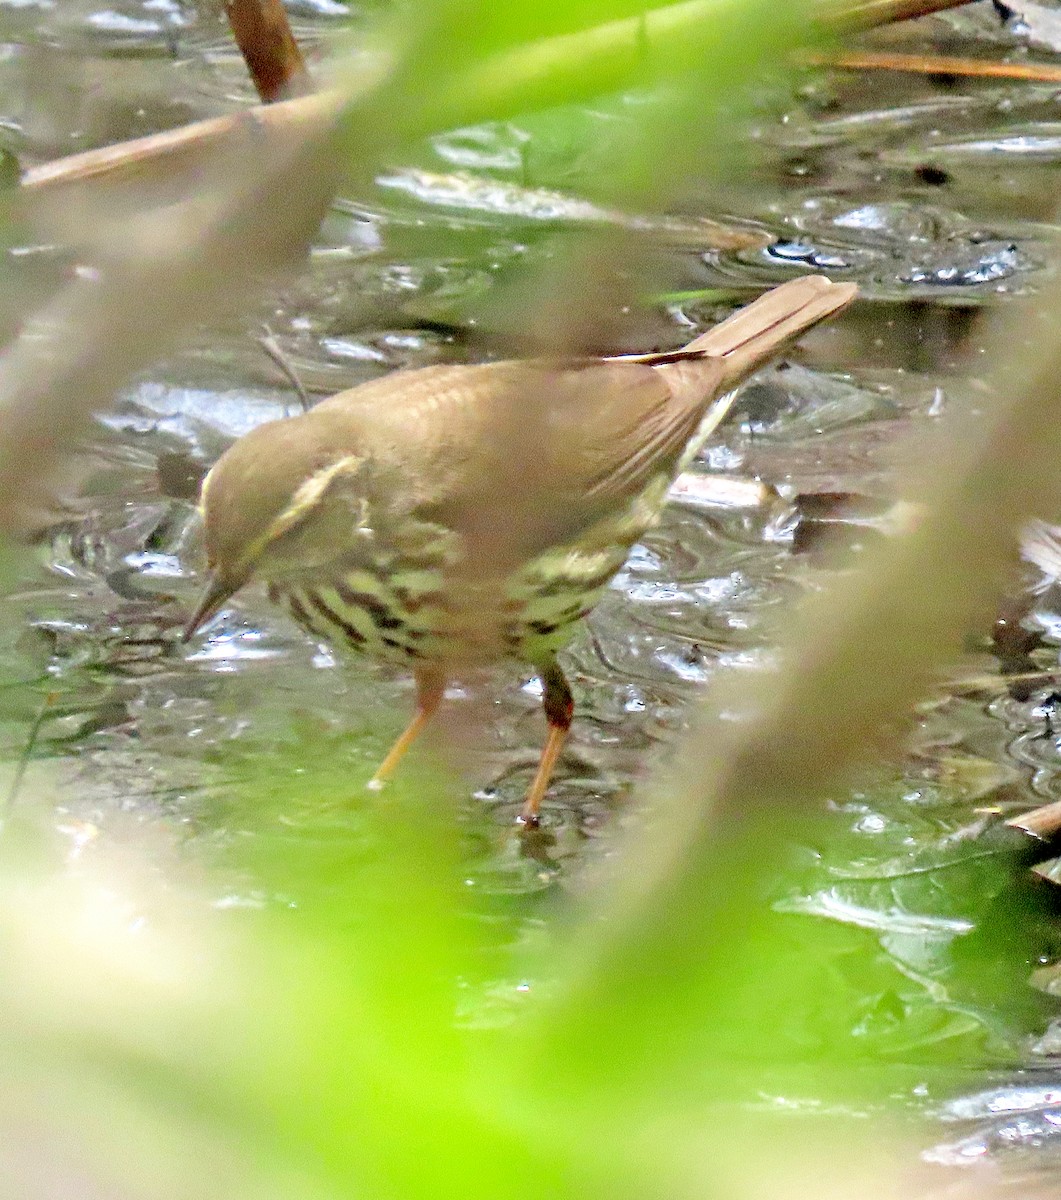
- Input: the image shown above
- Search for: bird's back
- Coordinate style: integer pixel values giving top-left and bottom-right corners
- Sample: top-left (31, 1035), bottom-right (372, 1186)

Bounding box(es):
top-left (309, 354), bottom-right (720, 569)
top-left (249, 275), bottom-right (857, 666)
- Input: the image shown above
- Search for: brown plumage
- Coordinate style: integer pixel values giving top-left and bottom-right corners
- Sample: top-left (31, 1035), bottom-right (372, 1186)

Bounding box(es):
top-left (184, 274), bottom-right (857, 823)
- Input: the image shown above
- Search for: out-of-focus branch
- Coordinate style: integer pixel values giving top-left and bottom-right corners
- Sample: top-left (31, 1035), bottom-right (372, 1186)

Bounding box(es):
top-left (830, 0), bottom-right (977, 28)
top-left (15, 0), bottom-right (983, 212)
top-left (20, 90), bottom-right (340, 213)
top-left (530, 258), bottom-right (1061, 1086)
top-left (1008, 799), bottom-right (1061, 841)
top-left (801, 46), bottom-right (1061, 81)
top-left (0, 0), bottom-right (802, 531)
top-left (20, 3), bottom-right (733, 207)
top-left (0, 88), bottom-right (350, 532)
top-left (225, 0), bottom-right (312, 102)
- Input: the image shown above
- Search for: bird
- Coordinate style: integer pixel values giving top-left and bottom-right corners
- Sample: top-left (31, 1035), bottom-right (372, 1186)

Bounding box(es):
top-left (183, 275), bottom-right (857, 825)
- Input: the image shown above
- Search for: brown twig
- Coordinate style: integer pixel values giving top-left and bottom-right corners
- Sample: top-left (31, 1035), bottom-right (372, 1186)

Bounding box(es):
top-left (1007, 799), bottom-right (1061, 841)
top-left (20, 90), bottom-right (339, 199)
top-left (802, 46), bottom-right (1061, 82)
top-left (0, 92), bottom-right (350, 532)
top-left (257, 324), bottom-right (312, 411)
top-left (225, 0), bottom-right (312, 103)
top-left (11, 0), bottom-right (984, 212)
top-left (829, 0), bottom-right (978, 30)
top-left (531, 241), bottom-right (1061, 1081)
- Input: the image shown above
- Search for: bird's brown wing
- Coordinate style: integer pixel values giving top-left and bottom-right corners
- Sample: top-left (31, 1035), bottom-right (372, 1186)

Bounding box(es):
top-left (313, 357), bottom-right (724, 570)
top-left (545, 357), bottom-right (727, 513)
top-left (305, 277), bottom-right (857, 573)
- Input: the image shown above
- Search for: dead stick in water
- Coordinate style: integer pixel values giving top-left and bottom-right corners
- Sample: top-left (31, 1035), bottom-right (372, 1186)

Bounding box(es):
top-left (802, 47), bottom-right (1061, 84)
top-left (20, 90), bottom-right (340, 194)
top-left (1008, 799), bottom-right (1061, 842)
top-left (14, 0), bottom-right (987, 208)
top-left (830, 0), bottom-right (977, 29)
top-left (225, 0), bottom-right (312, 103)
top-left (257, 324), bottom-right (312, 411)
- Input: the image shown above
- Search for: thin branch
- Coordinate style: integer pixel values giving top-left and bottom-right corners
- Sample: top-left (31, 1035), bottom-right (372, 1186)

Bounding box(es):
top-left (20, 89), bottom-right (340, 201)
top-left (1008, 799), bottom-right (1061, 841)
top-left (802, 47), bottom-right (1061, 82)
top-left (2, 690), bottom-right (56, 822)
top-left (15, 0), bottom-right (983, 211)
top-left (830, 0), bottom-right (978, 29)
top-left (225, 0), bottom-right (313, 103)
top-left (0, 89), bottom-right (351, 532)
top-left (529, 252), bottom-right (1061, 1088)
top-left (257, 324), bottom-right (312, 411)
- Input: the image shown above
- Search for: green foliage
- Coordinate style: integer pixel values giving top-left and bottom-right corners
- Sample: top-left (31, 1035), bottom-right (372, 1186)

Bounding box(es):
top-left (2, 727), bottom-right (1051, 1199)
top-left (0, 0), bottom-right (1056, 1197)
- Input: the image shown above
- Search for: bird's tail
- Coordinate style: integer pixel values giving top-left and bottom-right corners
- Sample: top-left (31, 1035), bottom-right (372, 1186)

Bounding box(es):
top-left (678, 275), bottom-right (856, 389)
top-left (614, 274), bottom-right (856, 389)
top-left (606, 274), bottom-right (856, 455)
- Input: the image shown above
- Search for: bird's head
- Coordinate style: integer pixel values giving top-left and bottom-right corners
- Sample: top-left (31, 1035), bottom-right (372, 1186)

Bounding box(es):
top-left (182, 415), bottom-right (367, 640)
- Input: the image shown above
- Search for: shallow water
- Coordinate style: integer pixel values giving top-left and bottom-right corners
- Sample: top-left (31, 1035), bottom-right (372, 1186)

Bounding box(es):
top-left (3, 0), bottom-right (1061, 1189)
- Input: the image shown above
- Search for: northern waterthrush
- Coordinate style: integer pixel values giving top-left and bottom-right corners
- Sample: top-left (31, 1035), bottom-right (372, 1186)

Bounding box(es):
top-left (183, 275), bottom-right (856, 824)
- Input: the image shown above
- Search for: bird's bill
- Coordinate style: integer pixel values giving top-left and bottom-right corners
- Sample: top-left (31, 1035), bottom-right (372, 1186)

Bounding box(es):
top-left (182, 571), bottom-right (239, 642)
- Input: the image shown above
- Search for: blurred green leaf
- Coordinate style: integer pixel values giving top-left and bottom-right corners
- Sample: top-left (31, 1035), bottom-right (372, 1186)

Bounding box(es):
top-left (6, 0), bottom-right (1052, 1198)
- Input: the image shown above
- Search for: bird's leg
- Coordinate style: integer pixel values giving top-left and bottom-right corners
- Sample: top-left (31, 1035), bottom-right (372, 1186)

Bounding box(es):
top-left (368, 668), bottom-right (446, 790)
top-left (520, 656), bottom-right (573, 827)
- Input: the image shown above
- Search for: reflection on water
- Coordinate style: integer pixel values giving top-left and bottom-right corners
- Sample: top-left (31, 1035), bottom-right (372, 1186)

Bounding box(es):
top-left (2, 0), bottom-right (1061, 1187)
